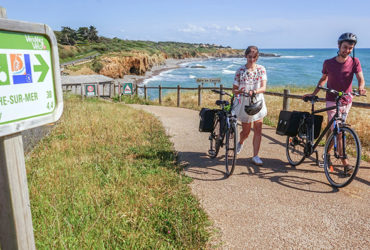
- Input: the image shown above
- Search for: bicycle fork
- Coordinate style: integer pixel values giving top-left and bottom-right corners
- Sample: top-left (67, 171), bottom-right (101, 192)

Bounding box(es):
top-left (332, 123), bottom-right (347, 160)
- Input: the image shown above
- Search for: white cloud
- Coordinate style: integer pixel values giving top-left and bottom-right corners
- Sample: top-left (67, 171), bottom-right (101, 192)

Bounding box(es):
top-left (226, 25), bottom-right (252, 32)
top-left (178, 24), bottom-right (252, 34)
top-left (178, 24), bottom-right (206, 33)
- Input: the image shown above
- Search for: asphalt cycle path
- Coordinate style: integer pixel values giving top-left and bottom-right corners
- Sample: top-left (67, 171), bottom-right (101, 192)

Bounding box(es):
top-left (129, 104), bottom-right (370, 249)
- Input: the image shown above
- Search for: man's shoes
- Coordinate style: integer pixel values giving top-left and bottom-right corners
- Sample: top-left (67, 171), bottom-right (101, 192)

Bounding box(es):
top-left (344, 165), bottom-right (354, 175)
top-left (252, 155), bottom-right (263, 166)
top-left (236, 142), bottom-right (243, 155)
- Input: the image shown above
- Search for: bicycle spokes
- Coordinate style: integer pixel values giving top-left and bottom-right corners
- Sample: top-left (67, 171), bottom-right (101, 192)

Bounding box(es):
top-left (324, 127), bottom-right (361, 188)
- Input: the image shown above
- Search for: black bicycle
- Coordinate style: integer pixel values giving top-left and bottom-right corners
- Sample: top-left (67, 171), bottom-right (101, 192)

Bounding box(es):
top-left (207, 89), bottom-right (239, 177)
top-left (281, 86), bottom-right (362, 188)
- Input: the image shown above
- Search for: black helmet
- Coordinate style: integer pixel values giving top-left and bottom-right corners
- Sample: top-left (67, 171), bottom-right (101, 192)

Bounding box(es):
top-left (244, 96), bottom-right (262, 115)
top-left (338, 32), bottom-right (357, 45)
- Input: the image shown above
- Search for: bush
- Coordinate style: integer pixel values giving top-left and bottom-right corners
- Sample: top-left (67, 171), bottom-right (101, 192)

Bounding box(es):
top-left (91, 59), bottom-right (104, 73)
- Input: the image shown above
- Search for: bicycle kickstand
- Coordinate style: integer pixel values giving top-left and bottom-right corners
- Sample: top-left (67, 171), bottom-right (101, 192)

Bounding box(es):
top-left (314, 150), bottom-right (320, 167)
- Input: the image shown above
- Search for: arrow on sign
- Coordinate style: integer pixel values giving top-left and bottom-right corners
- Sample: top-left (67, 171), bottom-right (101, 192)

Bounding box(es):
top-left (33, 54), bottom-right (49, 82)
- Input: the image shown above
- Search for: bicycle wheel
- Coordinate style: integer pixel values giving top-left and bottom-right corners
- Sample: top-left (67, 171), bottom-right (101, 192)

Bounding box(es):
top-left (286, 136), bottom-right (306, 166)
top-left (225, 122), bottom-right (237, 177)
top-left (323, 127), bottom-right (361, 188)
top-left (208, 117), bottom-right (221, 158)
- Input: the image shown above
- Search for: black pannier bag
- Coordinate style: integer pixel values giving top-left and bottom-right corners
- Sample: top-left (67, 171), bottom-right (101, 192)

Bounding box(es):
top-left (199, 108), bottom-right (216, 132)
top-left (276, 111), bottom-right (323, 139)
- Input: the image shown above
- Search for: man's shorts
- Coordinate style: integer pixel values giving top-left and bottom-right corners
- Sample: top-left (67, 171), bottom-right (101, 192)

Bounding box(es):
top-left (326, 101), bottom-right (352, 129)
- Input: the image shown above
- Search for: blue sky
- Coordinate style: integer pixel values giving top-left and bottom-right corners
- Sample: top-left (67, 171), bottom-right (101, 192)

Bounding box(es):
top-left (1, 0), bottom-right (370, 48)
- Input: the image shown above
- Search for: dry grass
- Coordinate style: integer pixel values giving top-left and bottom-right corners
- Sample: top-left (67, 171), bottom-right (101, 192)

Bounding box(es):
top-left (158, 87), bottom-right (370, 160)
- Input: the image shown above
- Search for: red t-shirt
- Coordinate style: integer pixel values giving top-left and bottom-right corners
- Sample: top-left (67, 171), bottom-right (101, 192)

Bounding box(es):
top-left (322, 56), bottom-right (362, 104)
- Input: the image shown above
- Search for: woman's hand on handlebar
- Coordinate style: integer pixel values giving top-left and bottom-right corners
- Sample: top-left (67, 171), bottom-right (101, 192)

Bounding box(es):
top-left (233, 87), bottom-right (245, 95)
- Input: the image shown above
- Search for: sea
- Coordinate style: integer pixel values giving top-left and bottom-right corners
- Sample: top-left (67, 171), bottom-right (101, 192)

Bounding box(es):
top-left (142, 49), bottom-right (370, 99)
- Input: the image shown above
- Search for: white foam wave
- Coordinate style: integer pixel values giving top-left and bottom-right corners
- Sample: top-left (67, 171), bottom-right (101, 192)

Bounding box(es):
top-left (189, 75), bottom-right (196, 79)
top-left (222, 69), bottom-right (235, 74)
top-left (143, 74), bottom-right (163, 84)
top-left (281, 55), bottom-right (314, 59)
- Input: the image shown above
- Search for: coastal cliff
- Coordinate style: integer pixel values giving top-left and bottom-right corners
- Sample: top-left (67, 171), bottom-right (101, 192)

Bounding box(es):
top-left (91, 49), bottom-right (245, 78)
top-left (98, 52), bottom-right (166, 78)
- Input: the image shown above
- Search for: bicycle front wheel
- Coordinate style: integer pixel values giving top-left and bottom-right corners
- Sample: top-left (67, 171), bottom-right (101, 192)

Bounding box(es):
top-left (225, 122), bottom-right (237, 177)
top-left (323, 127), bottom-right (361, 188)
top-left (208, 118), bottom-right (221, 158)
top-left (286, 136), bottom-right (306, 166)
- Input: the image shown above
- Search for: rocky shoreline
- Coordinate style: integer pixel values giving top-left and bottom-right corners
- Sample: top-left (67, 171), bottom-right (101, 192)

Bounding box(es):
top-left (120, 58), bottom-right (202, 86)
top-left (120, 52), bottom-right (280, 87)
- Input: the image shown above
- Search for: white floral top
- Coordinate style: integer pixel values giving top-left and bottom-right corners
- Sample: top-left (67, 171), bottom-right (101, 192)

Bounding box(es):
top-left (233, 64), bottom-right (267, 91)
top-left (233, 64), bottom-right (268, 123)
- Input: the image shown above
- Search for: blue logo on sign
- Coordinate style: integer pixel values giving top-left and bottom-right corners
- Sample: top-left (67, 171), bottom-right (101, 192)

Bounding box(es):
top-left (11, 54), bottom-right (33, 84)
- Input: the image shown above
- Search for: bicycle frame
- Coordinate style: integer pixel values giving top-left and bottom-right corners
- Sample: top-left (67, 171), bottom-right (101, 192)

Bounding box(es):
top-left (304, 95), bottom-right (346, 157)
top-left (215, 96), bottom-right (235, 146)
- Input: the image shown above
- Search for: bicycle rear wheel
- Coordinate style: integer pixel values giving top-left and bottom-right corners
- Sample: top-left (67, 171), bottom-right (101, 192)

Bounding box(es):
top-left (225, 122), bottom-right (237, 177)
top-left (208, 118), bottom-right (221, 158)
top-left (323, 127), bottom-right (361, 188)
top-left (286, 136), bottom-right (306, 166)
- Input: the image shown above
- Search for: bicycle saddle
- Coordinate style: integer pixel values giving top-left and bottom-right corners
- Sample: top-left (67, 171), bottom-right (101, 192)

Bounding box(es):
top-left (216, 100), bottom-right (229, 106)
top-left (303, 95), bottom-right (319, 102)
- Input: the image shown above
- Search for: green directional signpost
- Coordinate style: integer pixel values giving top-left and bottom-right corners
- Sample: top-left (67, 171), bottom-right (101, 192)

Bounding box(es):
top-left (0, 30), bottom-right (61, 131)
top-left (0, 12), bottom-right (63, 250)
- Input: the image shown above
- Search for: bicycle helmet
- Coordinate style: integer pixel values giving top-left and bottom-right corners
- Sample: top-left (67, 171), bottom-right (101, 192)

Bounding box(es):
top-left (338, 32), bottom-right (357, 45)
top-left (244, 96), bottom-right (262, 115)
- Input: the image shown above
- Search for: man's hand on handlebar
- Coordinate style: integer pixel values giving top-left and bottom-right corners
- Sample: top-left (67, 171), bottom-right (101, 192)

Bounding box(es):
top-left (359, 88), bottom-right (367, 96)
top-left (302, 93), bottom-right (315, 100)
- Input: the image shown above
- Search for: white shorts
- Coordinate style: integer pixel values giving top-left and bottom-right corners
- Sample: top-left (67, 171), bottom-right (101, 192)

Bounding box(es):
top-left (326, 101), bottom-right (352, 129)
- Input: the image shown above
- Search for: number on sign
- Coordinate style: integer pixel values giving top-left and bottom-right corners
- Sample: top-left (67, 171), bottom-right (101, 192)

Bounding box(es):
top-left (46, 90), bottom-right (52, 99)
top-left (47, 102), bottom-right (54, 110)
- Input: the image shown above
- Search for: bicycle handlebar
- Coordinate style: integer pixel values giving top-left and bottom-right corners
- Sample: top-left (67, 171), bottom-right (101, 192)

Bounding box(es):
top-left (303, 95), bottom-right (319, 102)
top-left (212, 89), bottom-right (232, 97)
top-left (211, 89), bottom-right (252, 98)
top-left (318, 86), bottom-right (365, 97)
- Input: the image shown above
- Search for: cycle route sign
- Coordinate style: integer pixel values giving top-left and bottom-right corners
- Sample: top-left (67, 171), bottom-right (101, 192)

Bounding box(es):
top-left (0, 19), bottom-right (63, 136)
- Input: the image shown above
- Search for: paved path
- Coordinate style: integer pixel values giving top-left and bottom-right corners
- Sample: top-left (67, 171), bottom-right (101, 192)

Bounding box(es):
top-left (129, 104), bottom-right (370, 249)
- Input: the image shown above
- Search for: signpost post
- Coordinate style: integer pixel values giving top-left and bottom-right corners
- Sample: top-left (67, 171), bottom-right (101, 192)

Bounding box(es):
top-left (119, 83), bottom-right (133, 102)
top-left (0, 9), bottom-right (63, 250)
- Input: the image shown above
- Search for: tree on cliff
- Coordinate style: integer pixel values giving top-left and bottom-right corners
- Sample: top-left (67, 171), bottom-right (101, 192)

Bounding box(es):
top-left (60, 26), bottom-right (77, 45)
top-left (88, 26), bottom-right (99, 42)
top-left (77, 27), bottom-right (89, 42)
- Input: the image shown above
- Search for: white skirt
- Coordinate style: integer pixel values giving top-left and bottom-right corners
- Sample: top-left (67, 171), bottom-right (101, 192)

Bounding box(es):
top-left (236, 94), bottom-right (267, 123)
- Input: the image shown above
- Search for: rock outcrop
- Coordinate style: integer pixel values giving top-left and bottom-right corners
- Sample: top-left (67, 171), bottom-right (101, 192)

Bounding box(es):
top-left (98, 52), bottom-right (166, 78)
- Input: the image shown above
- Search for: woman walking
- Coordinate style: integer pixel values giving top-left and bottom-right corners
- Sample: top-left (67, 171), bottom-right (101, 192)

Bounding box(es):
top-left (232, 46), bottom-right (267, 165)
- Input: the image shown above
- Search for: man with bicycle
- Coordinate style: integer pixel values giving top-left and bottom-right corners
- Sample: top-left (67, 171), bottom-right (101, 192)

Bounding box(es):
top-left (304, 32), bottom-right (366, 168)
top-left (305, 32), bottom-right (366, 120)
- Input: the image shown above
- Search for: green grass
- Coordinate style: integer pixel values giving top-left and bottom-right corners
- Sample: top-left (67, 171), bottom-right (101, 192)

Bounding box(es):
top-left (26, 94), bottom-right (210, 249)
top-left (60, 50), bottom-right (99, 64)
top-left (58, 38), bottom-right (239, 65)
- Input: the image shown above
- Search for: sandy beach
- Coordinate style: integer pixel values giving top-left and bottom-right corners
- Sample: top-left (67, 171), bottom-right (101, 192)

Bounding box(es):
top-left (118, 58), bottom-right (202, 86)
